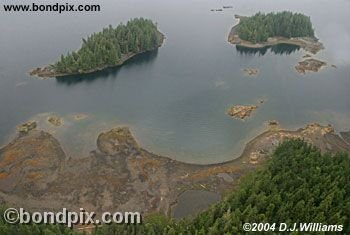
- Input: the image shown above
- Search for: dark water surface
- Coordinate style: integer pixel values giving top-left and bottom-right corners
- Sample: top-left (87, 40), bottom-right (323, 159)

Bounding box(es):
top-left (172, 190), bottom-right (221, 219)
top-left (1, 0), bottom-right (349, 163)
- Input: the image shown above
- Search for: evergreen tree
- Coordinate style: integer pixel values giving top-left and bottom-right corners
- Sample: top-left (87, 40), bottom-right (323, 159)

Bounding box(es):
top-left (52, 18), bottom-right (162, 74)
top-left (237, 11), bottom-right (315, 43)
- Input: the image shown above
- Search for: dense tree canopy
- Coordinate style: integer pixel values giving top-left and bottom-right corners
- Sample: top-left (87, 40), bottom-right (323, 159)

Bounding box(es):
top-left (1, 140), bottom-right (349, 234)
top-left (52, 18), bottom-right (162, 74)
top-left (237, 11), bottom-right (315, 43)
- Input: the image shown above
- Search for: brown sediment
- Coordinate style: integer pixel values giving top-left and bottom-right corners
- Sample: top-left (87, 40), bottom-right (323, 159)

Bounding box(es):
top-left (0, 122), bottom-right (348, 220)
top-left (29, 32), bottom-right (165, 79)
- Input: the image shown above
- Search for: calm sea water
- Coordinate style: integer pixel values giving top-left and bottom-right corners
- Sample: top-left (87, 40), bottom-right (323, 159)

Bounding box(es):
top-left (0, 0), bottom-right (349, 163)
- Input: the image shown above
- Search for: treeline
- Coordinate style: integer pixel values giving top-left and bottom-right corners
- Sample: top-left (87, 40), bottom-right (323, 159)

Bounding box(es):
top-left (237, 11), bottom-right (315, 43)
top-left (52, 18), bottom-right (162, 74)
top-left (1, 139), bottom-right (349, 234)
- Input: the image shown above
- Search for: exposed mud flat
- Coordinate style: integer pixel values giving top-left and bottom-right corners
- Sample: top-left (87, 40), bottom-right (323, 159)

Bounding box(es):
top-left (0, 122), bottom-right (349, 220)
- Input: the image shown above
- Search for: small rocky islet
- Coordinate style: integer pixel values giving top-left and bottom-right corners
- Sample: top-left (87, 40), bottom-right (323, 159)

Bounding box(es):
top-left (295, 58), bottom-right (327, 74)
top-left (227, 105), bottom-right (258, 120)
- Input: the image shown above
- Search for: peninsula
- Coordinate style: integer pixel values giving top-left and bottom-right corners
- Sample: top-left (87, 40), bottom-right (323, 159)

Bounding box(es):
top-left (1, 121), bottom-right (349, 234)
top-left (228, 12), bottom-right (324, 54)
top-left (30, 18), bottom-right (165, 78)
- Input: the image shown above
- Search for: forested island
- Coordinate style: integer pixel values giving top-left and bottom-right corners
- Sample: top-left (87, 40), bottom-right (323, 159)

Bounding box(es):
top-left (237, 11), bottom-right (314, 43)
top-left (30, 18), bottom-right (164, 78)
top-left (228, 11), bottom-right (324, 54)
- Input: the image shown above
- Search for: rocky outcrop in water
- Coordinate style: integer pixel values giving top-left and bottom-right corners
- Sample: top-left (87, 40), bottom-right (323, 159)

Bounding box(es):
top-left (227, 105), bottom-right (258, 120)
top-left (295, 58), bottom-right (327, 74)
top-left (16, 121), bottom-right (37, 134)
top-left (47, 116), bottom-right (63, 127)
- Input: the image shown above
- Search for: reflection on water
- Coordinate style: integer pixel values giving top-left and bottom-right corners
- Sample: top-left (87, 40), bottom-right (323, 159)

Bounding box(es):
top-left (55, 49), bottom-right (159, 86)
top-left (236, 44), bottom-right (300, 56)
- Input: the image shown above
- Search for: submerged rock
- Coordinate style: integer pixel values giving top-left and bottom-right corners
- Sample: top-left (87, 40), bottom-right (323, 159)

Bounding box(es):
top-left (227, 105), bottom-right (258, 120)
top-left (73, 113), bottom-right (88, 121)
top-left (243, 68), bottom-right (259, 76)
top-left (258, 98), bottom-right (266, 104)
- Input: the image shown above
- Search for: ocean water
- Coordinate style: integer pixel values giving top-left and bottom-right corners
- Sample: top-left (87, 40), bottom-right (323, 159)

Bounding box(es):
top-left (0, 0), bottom-right (349, 163)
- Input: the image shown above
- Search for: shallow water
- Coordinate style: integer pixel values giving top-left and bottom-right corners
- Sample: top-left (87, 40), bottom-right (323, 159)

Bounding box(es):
top-left (0, 0), bottom-right (349, 163)
top-left (172, 190), bottom-right (221, 219)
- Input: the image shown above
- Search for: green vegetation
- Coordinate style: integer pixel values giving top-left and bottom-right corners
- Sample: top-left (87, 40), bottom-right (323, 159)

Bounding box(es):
top-left (52, 18), bottom-right (162, 74)
top-left (237, 11), bottom-right (315, 43)
top-left (1, 140), bottom-right (349, 234)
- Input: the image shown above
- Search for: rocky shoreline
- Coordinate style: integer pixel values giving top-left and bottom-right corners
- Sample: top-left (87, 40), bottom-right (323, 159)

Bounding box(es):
top-left (0, 121), bottom-right (349, 221)
top-left (29, 32), bottom-right (165, 79)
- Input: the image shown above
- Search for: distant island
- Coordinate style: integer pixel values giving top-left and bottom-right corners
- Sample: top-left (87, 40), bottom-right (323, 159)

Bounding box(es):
top-left (30, 18), bottom-right (164, 78)
top-left (228, 11), bottom-right (324, 54)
